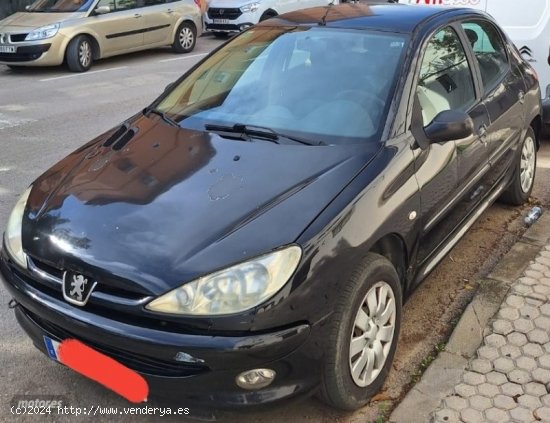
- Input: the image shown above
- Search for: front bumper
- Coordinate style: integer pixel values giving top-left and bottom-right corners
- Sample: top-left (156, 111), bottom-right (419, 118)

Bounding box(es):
top-left (0, 33), bottom-right (67, 66)
top-left (205, 23), bottom-right (255, 33)
top-left (204, 9), bottom-right (260, 33)
top-left (0, 250), bottom-right (319, 408)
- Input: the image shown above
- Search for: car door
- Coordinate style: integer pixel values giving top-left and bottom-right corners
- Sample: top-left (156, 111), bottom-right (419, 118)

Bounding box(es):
top-left (459, 19), bottom-right (525, 188)
top-left (413, 25), bottom-right (491, 266)
top-left (140, 0), bottom-right (175, 46)
top-left (90, 0), bottom-right (145, 55)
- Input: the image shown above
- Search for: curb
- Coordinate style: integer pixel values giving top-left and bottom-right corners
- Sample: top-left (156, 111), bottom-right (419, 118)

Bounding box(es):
top-left (389, 211), bottom-right (550, 423)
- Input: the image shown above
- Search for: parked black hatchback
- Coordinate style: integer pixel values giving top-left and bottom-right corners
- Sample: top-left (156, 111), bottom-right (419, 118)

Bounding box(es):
top-left (1, 3), bottom-right (542, 411)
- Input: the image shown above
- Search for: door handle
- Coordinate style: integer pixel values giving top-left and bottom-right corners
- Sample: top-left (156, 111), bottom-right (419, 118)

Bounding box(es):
top-left (134, 13), bottom-right (142, 18)
top-left (518, 90), bottom-right (525, 104)
top-left (167, 8), bottom-right (174, 13)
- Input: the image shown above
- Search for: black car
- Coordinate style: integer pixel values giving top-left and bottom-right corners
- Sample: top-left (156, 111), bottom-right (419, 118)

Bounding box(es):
top-left (1, 2), bottom-right (541, 411)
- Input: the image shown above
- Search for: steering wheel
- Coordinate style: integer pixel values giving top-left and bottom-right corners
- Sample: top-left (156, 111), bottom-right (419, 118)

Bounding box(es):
top-left (335, 89), bottom-right (385, 128)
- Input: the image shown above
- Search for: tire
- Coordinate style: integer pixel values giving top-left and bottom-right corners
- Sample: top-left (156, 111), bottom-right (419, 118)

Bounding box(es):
top-left (319, 253), bottom-right (402, 411)
top-left (66, 35), bottom-right (93, 72)
top-left (172, 22), bottom-right (197, 54)
top-left (500, 127), bottom-right (537, 206)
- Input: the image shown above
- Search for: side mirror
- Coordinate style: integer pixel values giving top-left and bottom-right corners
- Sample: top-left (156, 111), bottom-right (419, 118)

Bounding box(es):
top-left (94, 6), bottom-right (111, 15)
top-left (424, 110), bottom-right (474, 143)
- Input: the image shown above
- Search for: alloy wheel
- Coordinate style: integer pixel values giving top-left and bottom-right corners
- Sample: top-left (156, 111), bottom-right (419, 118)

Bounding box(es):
top-left (79, 40), bottom-right (91, 68)
top-left (520, 136), bottom-right (536, 193)
top-left (179, 27), bottom-right (194, 50)
top-left (349, 281), bottom-right (396, 387)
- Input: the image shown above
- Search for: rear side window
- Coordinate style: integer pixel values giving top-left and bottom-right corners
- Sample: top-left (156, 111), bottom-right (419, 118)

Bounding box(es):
top-left (461, 20), bottom-right (509, 92)
top-left (417, 26), bottom-right (476, 126)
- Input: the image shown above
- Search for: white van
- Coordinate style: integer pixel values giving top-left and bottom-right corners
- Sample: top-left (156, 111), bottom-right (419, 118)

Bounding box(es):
top-left (399, 0), bottom-right (550, 125)
top-left (204, 0), bottom-right (337, 35)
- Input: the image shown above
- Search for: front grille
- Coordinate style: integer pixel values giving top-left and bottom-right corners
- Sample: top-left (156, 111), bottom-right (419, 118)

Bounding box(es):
top-left (32, 257), bottom-right (63, 279)
top-left (9, 33), bottom-right (28, 42)
top-left (0, 44), bottom-right (50, 62)
top-left (0, 52), bottom-right (41, 62)
top-left (207, 7), bottom-right (242, 20)
top-left (24, 308), bottom-right (209, 377)
top-left (29, 256), bottom-right (147, 301)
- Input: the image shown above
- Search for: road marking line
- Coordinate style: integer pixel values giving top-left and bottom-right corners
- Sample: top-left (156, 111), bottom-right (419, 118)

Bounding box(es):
top-left (0, 113), bottom-right (35, 130)
top-left (159, 53), bottom-right (209, 63)
top-left (40, 66), bottom-right (128, 82)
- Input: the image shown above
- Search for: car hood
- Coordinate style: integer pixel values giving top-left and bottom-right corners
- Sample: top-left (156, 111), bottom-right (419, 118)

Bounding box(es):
top-left (207, 0), bottom-right (250, 9)
top-left (0, 12), bottom-right (84, 31)
top-left (23, 114), bottom-right (380, 296)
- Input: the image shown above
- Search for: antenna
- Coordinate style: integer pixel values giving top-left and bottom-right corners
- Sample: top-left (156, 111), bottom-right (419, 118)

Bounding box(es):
top-left (319, 1), bottom-right (335, 26)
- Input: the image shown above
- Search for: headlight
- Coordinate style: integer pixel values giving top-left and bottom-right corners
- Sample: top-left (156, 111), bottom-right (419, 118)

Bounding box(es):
top-left (240, 2), bottom-right (260, 12)
top-left (25, 23), bottom-right (60, 41)
top-left (4, 186), bottom-right (32, 269)
top-left (146, 245), bottom-right (302, 316)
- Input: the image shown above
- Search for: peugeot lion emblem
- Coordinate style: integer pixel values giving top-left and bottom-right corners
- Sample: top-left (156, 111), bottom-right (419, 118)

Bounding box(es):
top-left (62, 271), bottom-right (97, 306)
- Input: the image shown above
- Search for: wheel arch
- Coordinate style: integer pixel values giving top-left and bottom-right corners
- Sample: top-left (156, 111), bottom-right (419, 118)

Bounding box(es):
top-left (172, 18), bottom-right (198, 40)
top-left (260, 9), bottom-right (278, 20)
top-left (368, 233), bottom-right (408, 289)
top-left (64, 33), bottom-right (101, 61)
top-left (530, 114), bottom-right (542, 149)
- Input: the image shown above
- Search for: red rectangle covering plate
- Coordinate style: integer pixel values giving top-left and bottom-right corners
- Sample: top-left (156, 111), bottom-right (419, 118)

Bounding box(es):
top-left (58, 339), bottom-right (149, 403)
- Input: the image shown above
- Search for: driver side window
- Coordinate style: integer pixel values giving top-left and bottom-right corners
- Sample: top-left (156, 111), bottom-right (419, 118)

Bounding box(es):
top-left (417, 27), bottom-right (476, 126)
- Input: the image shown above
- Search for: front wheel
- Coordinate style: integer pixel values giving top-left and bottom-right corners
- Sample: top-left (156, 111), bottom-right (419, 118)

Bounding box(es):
top-left (319, 253), bottom-right (402, 410)
top-left (500, 127), bottom-right (537, 205)
top-left (172, 22), bottom-right (196, 54)
top-left (66, 35), bottom-right (93, 72)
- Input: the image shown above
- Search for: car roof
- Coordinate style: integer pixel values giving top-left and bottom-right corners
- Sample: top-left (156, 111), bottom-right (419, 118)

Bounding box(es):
top-left (259, 3), bottom-right (482, 34)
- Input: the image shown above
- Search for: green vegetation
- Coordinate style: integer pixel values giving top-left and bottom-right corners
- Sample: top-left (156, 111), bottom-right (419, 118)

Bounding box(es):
top-left (411, 342), bottom-right (447, 384)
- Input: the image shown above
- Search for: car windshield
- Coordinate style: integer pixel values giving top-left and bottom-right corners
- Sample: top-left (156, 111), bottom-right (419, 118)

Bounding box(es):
top-left (27, 0), bottom-right (95, 12)
top-left (155, 26), bottom-right (408, 145)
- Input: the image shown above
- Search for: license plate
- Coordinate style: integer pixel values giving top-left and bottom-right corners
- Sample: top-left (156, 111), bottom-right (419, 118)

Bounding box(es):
top-left (0, 45), bottom-right (16, 53)
top-left (213, 19), bottom-right (230, 24)
top-left (43, 335), bottom-right (62, 361)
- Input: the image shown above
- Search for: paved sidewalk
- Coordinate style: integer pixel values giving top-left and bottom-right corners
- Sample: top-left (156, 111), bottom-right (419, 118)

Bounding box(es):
top-left (431, 244), bottom-right (550, 423)
top-left (391, 214), bottom-right (550, 423)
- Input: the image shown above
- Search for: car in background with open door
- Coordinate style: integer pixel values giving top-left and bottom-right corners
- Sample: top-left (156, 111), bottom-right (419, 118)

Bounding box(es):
top-left (0, 0), bottom-right (202, 72)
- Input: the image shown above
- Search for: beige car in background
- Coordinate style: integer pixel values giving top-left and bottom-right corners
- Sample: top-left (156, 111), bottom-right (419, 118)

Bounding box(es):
top-left (0, 0), bottom-right (203, 72)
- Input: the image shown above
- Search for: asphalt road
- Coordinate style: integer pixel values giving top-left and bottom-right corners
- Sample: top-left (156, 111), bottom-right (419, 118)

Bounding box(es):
top-left (1, 37), bottom-right (550, 422)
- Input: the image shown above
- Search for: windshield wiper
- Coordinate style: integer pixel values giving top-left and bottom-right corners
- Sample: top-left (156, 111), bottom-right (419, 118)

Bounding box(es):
top-left (205, 123), bottom-right (322, 146)
top-left (144, 107), bottom-right (179, 128)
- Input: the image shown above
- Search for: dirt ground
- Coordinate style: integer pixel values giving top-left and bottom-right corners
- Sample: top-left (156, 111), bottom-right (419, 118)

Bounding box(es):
top-left (212, 141), bottom-right (550, 423)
